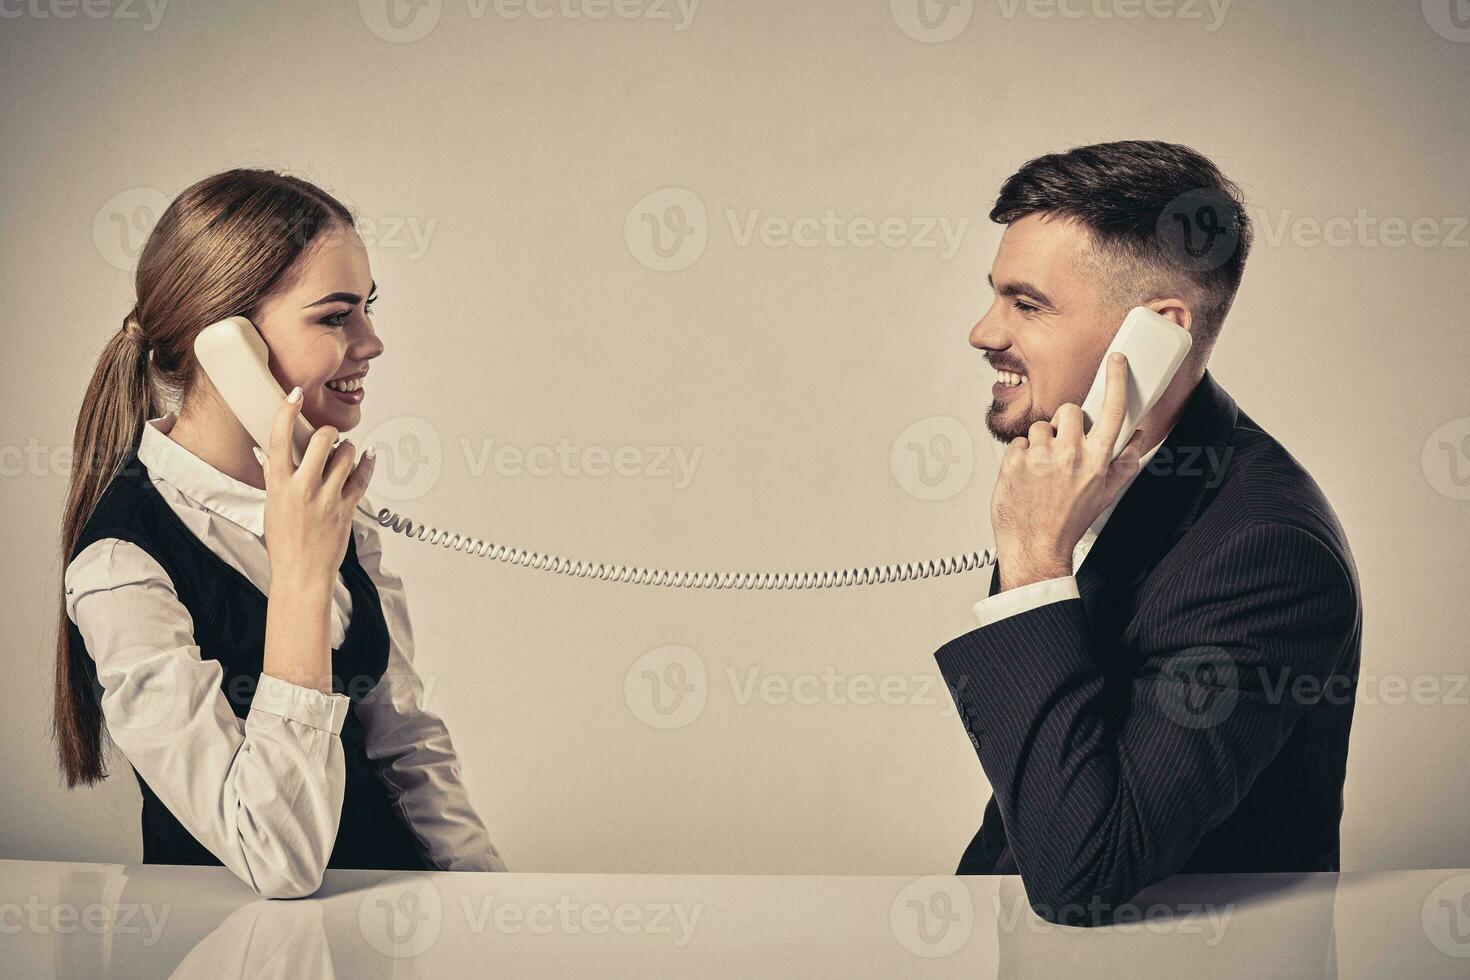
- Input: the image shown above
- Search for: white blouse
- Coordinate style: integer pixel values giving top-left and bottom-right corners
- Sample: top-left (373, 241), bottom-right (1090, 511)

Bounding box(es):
top-left (63, 413), bottom-right (506, 897)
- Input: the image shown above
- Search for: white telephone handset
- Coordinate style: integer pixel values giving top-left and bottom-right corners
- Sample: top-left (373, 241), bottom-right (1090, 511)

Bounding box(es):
top-left (190, 308), bottom-right (1190, 591)
top-left (194, 316), bottom-right (316, 468)
top-left (1079, 306), bottom-right (1193, 460)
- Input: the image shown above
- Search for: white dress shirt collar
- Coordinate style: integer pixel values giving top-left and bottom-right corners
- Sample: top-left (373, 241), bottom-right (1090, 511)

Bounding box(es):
top-left (137, 413), bottom-right (268, 537)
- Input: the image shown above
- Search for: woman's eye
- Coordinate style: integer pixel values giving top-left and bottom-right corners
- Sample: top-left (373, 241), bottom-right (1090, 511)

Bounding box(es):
top-left (323, 300), bottom-right (374, 327)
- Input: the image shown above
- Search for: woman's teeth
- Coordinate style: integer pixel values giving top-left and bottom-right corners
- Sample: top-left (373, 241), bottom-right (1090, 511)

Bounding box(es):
top-left (326, 377), bottom-right (363, 392)
top-left (998, 371), bottom-right (1027, 387)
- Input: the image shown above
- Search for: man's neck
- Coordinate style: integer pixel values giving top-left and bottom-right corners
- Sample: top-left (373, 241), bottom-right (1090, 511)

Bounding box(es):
top-left (1136, 363), bottom-right (1206, 456)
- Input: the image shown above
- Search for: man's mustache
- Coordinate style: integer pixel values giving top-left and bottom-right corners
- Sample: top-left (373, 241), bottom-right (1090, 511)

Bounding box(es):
top-left (984, 354), bottom-right (1027, 375)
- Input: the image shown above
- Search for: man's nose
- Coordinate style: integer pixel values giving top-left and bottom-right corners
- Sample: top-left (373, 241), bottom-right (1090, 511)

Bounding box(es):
top-left (970, 305), bottom-right (1009, 352)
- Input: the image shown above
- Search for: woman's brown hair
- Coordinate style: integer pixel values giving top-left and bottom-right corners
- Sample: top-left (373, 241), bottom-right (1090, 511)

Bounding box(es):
top-left (55, 168), bottom-right (356, 787)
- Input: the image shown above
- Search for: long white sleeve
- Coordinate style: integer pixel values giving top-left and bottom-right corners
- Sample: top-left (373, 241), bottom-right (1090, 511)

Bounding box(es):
top-left (64, 537), bottom-right (350, 898)
top-left (349, 514), bottom-right (507, 872)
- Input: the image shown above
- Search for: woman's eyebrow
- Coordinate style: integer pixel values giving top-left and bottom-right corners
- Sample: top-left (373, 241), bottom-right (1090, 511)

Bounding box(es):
top-left (303, 280), bottom-right (377, 309)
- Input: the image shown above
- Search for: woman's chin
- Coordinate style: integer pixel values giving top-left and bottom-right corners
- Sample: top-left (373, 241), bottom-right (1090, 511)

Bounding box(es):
top-left (308, 397), bottom-right (362, 432)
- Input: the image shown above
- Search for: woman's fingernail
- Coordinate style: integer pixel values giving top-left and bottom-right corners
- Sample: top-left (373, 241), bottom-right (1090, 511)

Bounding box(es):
top-left (364, 444), bottom-right (377, 460)
top-left (286, 386), bottom-right (302, 403)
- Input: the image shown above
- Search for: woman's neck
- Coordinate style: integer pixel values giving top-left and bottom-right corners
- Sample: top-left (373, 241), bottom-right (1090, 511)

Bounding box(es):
top-left (165, 402), bottom-right (266, 491)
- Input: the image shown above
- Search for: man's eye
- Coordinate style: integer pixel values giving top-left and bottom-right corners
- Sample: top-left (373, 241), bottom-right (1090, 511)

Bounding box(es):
top-left (1013, 299), bottom-right (1039, 314)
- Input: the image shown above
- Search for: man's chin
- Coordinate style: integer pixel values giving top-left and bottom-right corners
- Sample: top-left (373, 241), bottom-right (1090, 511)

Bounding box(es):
top-left (985, 400), bottom-right (1035, 443)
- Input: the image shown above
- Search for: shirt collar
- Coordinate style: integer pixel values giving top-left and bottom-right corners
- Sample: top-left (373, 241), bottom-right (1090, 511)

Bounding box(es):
top-left (137, 413), bottom-right (267, 537)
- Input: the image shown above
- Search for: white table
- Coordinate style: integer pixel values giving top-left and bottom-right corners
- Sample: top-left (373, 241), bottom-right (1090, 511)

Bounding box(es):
top-left (2, 858), bottom-right (1468, 977)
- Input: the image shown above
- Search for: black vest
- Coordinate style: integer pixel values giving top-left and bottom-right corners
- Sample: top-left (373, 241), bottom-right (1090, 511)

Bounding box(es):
top-left (67, 444), bottom-right (434, 872)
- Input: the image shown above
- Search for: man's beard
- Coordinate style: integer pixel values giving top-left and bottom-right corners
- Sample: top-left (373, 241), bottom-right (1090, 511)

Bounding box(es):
top-left (985, 397), bottom-right (1050, 443)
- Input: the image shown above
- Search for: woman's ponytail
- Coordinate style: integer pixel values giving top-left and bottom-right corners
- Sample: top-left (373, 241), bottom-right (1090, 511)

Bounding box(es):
top-left (53, 309), bottom-right (158, 786)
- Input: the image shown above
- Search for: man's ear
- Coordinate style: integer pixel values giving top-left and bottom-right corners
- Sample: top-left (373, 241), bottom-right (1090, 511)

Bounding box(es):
top-left (1147, 298), bottom-right (1193, 334)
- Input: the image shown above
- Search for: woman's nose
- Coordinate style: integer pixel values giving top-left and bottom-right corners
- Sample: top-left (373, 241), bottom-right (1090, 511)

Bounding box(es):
top-left (352, 317), bottom-right (385, 360)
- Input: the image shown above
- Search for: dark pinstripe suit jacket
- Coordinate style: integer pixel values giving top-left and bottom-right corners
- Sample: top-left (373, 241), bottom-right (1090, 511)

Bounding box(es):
top-left (935, 370), bottom-right (1362, 923)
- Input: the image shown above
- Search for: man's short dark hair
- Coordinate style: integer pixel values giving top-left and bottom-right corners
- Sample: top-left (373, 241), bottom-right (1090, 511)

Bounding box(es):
top-left (990, 140), bottom-right (1252, 357)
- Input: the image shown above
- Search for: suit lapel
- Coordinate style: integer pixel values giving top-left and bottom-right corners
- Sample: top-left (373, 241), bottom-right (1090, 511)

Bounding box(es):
top-left (1074, 370), bottom-right (1238, 645)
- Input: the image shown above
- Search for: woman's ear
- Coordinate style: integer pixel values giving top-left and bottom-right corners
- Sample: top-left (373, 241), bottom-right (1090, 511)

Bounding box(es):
top-left (1147, 299), bottom-right (1193, 334)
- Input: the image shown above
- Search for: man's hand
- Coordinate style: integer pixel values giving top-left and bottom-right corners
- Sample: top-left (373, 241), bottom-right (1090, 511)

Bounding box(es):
top-left (992, 352), bottom-right (1148, 592)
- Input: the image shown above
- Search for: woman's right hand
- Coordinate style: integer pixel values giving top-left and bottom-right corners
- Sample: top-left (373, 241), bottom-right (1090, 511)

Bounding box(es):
top-left (256, 386), bottom-right (376, 583)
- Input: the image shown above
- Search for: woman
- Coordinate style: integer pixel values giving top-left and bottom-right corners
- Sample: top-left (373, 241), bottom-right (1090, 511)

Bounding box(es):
top-left (53, 169), bottom-right (506, 897)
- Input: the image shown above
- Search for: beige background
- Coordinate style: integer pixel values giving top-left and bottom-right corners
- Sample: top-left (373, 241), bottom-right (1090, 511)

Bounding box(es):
top-left (2, 0), bottom-right (1467, 875)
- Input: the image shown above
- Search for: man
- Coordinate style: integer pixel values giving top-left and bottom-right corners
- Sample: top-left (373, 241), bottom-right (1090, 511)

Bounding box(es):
top-left (936, 141), bottom-right (1361, 925)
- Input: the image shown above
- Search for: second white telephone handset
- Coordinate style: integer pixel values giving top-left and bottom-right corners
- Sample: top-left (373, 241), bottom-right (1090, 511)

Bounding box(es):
top-left (192, 307), bottom-right (1189, 590)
